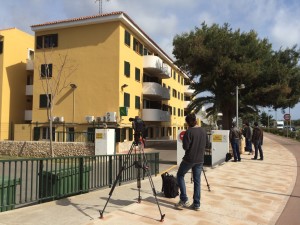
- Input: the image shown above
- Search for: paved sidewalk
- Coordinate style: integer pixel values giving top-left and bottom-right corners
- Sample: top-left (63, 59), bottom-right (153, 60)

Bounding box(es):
top-left (0, 136), bottom-right (297, 225)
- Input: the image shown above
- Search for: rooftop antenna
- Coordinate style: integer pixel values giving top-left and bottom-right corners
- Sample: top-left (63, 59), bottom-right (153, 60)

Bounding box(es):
top-left (95, 0), bottom-right (110, 14)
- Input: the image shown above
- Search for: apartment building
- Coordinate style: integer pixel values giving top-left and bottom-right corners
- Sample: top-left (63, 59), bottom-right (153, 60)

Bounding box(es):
top-left (0, 28), bottom-right (34, 140)
top-left (13, 12), bottom-right (192, 149)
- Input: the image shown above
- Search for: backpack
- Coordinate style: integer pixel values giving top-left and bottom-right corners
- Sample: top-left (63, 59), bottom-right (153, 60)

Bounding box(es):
top-left (161, 172), bottom-right (179, 198)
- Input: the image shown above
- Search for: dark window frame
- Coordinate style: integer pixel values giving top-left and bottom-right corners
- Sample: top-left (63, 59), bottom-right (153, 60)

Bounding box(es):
top-left (135, 96), bottom-right (140, 109)
top-left (124, 61), bottom-right (130, 77)
top-left (39, 94), bottom-right (51, 108)
top-left (124, 30), bottom-right (131, 47)
top-left (36, 34), bottom-right (58, 49)
top-left (40, 64), bottom-right (53, 78)
top-left (124, 92), bottom-right (130, 107)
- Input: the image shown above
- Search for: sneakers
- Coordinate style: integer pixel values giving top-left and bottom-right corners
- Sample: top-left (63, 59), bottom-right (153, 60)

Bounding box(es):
top-left (190, 204), bottom-right (200, 211)
top-left (175, 200), bottom-right (190, 208)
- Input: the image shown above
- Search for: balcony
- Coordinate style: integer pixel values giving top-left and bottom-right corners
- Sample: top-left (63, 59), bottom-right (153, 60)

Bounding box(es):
top-left (143, 55), bottom-right (171, 79)
top-left (184, 85), bottom-right (194, 96)
top-left (143, 82), bottom-right (170, 100)
top-left (26, 59), bottom-right (34, 70)
top-left (184, 101), bottom-right (191, 109)
top-left (142, 109), bottom-right (170, 122)
top-left (26, 85), bottom-right (33, 95)
top-left (24, 110), bottom-right (32, 121)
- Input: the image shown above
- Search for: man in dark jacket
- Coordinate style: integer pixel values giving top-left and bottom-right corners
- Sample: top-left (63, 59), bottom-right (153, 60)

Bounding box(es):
top-left (252, 122), bottom-right (264, 160)
top-left (229, 122), bottom-right (242, 162)
top-left (175, 113), bottom-right (208, 211)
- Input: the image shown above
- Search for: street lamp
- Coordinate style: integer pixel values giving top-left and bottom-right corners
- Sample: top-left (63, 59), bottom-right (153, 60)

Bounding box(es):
top-left (236, 84), bottom-right (245, 128)
top-left (268, 109), bottom-right (271, 131)
top-left (70, 83), bottom-right (77, 123)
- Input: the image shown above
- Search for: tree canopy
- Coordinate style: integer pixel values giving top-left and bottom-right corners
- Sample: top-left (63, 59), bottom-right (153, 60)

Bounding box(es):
top-left (173, 22), bottom-right (300, 129)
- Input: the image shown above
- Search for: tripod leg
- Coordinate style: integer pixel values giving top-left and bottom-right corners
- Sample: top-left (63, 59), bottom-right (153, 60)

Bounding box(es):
top-left (140, 145), bottom-right (165, 222)
top-left (202, 168), bottom-right (211, 191)
top-left (99, 143), bottom-right (136, 219)
top-left (99, 166), bottom-right (125, 218)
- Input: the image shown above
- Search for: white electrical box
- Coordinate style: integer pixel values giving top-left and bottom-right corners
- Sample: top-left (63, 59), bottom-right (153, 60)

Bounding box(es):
top-left (211, 130), bottom-right (229, 166)
top-left (95, 129), bottom-right (115, 155)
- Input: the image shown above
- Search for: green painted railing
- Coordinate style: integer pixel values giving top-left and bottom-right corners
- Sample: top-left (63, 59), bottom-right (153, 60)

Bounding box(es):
top-left (0, 152), bottom-right (159, 212)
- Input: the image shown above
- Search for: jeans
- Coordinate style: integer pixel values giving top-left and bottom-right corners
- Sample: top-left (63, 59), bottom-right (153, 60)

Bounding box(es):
top-left (231, 138), bottom-right (241, 161)
top-left (177, 161), bottom-right (203, 207)
top-left (246, 138), bottom-right (252, 152)
top-left (253, 140), bottom-right (263, 159)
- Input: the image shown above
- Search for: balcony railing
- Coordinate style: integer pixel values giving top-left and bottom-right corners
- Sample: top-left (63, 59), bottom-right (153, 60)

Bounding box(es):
top-left (26, 59), bottom-right (34, 71)
top-left (142, 82), bottom-right (170, 100)
top-left (184, 85), bottom-right (194, 96)
top-left (143, 55), bottom-right (171, 79)
top-left (142, 109), bottom-right (170, 122)
top-left (184, 101), bottom-right (191, 109)
top-left (24, 110), bottom-right (32, 121)
top-left (26, 85), bottom-right (33, 95)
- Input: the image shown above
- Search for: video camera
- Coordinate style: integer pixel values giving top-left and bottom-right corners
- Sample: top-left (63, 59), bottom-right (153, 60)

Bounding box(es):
top-left (129, 116), bottom-right (146, 143)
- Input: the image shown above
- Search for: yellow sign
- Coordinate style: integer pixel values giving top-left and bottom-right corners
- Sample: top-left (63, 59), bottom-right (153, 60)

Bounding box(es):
top-left (212, 134), bottom-right (223, 142)
top-left (96, 133), bottom-right (103, 139)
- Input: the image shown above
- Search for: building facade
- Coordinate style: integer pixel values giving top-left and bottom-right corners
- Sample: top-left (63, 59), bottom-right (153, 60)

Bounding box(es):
top-left (12, 12), bottom-right (193, 151)
top-left (0, 28), bottom-right (34, 140)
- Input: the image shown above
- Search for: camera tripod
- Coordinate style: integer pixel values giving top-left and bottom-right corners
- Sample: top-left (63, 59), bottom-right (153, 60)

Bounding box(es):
top-left (190, 168), bottom-right (211, 191)
top-left (99, 136), bottom-right (165, 222)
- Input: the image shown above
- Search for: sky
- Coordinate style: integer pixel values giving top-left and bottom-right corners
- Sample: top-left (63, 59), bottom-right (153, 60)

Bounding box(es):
top-left (1, 0), bottom-right (300, 120)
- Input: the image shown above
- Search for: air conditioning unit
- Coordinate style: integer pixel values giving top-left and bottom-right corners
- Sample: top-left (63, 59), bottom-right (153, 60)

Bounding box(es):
top-left (85, 115), bottom-right (95, 123)
top-left (96, 116), bottom-right (102, 122)
top-left (52, 116), bottom-right (58, 122)
top-left (106, 112), bottom-right (116, 122)
top-left (58, 117), bottom-right (64, 123)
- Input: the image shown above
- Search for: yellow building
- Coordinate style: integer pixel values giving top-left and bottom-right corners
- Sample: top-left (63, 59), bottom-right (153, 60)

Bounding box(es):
top-left (14, 12), bottom-right (191, 150)
top-left (0, 28), bottom-right (34, 140)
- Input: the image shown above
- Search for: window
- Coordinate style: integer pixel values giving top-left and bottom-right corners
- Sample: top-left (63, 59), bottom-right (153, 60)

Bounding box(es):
top-left (173, 107), bottom-right (176, 116)
top-left (135, 67), bottom-right (140, 81)
top-left (0, 41), bottom-right (3, 54)
top-left (124, 61), bottom-right (130, 77)
top-left (39, 94), bottom-right (51, 108)
top-left (124, 30), bottom-right (131, 46)
top-left (173, 71), bottom-right (176, 80)
top-left (133, 38), bottom-right (143, 55)
top-left (172, 89), bottom-right (177, 98)
top-left (87, 127), bottom-right (95, 142)
top-left (135, 96), bottom-right (140, 109)
top-left (42, 127), bottom-right (55, 141)
top-left (41, 64), bottom-right (53, 78)
top-left (178, 108), bottom-right (181, 117)
top-left (178, 74), bottom-right (180, 83)
top-left (36, 34), bottom-right (58, 49)
top-left (124, 92), bottom-right (130, 107)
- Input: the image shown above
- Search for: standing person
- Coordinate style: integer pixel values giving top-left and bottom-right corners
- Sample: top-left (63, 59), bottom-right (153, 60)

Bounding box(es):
top-left (229, 122), bottom-right (242, 162)
top-left (175, 113), bottom-right (208, 211)
top-left (244, 122), bottom-right (253, 155)
top-left (252, 122), bottom-right (264, 160)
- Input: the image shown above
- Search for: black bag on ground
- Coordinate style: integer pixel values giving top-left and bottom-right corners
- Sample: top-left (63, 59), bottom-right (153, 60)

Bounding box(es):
top-left (161, 172), bottom-right (179, 198)
top-left (225, 152), bottom-right (232, 162)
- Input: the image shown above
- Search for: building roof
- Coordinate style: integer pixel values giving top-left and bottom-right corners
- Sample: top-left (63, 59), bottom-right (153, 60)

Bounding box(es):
top-left (31, 11), bottom-right (189, 78)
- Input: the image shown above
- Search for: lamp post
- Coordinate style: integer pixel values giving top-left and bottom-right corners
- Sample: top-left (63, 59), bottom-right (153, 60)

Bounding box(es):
top-left (236, 84), bottom-right (245, 129)
top-left (268, 109), bottom-right (271, 131)
top-left (70, 83), bottom-right (77, 123)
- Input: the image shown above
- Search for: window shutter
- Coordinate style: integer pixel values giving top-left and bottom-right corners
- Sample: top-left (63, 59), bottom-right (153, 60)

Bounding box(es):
top-left (33, 127), bottom-right (40, 141)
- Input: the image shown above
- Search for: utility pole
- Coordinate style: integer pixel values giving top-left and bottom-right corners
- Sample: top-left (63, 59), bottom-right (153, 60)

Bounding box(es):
top-left (95, 0), bottom-right (110, 14)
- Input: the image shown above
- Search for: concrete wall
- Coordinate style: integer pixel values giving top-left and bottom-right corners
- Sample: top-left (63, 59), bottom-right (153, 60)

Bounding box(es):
top-left (0, 141), bottom-right (95, 157)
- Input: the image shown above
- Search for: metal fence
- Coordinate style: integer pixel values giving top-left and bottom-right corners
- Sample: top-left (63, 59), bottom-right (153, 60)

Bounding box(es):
top-left (0, 152), bottom-right (159, 212)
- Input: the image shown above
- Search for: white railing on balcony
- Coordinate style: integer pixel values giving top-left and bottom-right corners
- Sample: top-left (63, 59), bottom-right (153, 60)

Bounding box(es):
top-left (184, 101), bottom-right (191, 109)
top-left (143, 55), bottom-right (171, 79)
top-left (25, 110), bottom-right (32, 121)
top-left (184, 85), bottom-right (194, 96)
top-left (142, 109), bottom-right (170, 122)
top-left (142, 82), bottom-right (170, 100)
top-left (26, 59), bottom-right (34, 70)
top-left (26, 85), bottom-right (33, 95)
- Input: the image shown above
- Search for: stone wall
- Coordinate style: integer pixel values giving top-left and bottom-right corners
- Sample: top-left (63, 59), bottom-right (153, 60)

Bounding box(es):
top-left (0, 141), bottom-right (95, 157)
